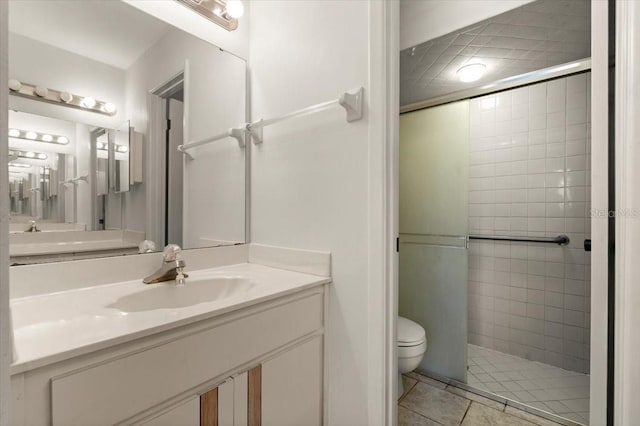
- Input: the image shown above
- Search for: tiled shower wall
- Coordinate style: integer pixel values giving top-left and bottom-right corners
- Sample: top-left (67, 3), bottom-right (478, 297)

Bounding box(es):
top-left (467, 73), bottom-right (591, 374)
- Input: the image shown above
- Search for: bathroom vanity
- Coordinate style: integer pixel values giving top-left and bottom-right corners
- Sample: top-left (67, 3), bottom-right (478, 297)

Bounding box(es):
top-left (10, 244), bottom-right (331, 426)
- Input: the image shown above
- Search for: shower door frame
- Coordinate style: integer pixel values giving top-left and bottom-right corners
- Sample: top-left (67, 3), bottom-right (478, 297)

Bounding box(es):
top-left (399, 52), bottom-right (610, 425)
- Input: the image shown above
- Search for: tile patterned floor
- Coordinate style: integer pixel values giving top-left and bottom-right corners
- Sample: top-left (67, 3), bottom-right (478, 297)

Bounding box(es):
top-left (467, 344), bottom-right (590, 425)
top-left (399, 373), bottom-right (565, 426)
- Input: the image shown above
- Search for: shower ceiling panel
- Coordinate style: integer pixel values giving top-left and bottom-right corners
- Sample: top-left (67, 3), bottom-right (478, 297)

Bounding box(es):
top-left (400, 0), bottom-right (590, 106)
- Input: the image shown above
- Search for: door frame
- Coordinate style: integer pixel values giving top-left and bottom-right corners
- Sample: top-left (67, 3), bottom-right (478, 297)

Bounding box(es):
top-left (0, 1), bottom-right (10, 424)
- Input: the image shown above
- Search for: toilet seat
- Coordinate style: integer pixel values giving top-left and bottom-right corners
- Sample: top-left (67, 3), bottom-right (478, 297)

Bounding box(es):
top-left (398, 316), bottom-right (426, 347)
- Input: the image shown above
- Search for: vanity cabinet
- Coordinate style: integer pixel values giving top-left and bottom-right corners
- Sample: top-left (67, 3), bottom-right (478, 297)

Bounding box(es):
top-left (142, 397), bottom-right (200, 426)
top-left (11, 285), bottom-right (327, 426)
top-left (199, 336), bottom-right (323, 426)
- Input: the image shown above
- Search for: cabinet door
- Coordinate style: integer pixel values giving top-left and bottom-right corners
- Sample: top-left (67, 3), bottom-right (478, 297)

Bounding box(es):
top-left (201, 375), bottom-right (247, 426)
top-left (143, 397), bottom-right (199, 426)
top-left (261, 337), bottom-right (323, 426)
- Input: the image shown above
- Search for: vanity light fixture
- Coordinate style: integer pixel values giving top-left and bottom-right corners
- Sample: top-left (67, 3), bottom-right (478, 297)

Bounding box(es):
top-left (96, 143), bottom-right (128, 153)
top-left (175, 0), bottom-right (242, 31)
top-left (8, 163), bottom-right (31, 169)
top-left (225, 0), bottom-right (244, 18)
top-left (7, 79), bottom-right (117, 116)
top-left (9, 149), bottom-right (48, 160)
top-left (8, 128), bottom-right (71, 145)
top-left (81, 97), bottom-right (96, 108)
top-left (457, 63), bottom-right (486, 83)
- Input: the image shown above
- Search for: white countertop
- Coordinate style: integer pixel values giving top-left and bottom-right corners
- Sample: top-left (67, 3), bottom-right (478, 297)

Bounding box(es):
top-left (10, 230), bottom-right (144, 257)
top-left (11, 262), bottom-right (330, 374)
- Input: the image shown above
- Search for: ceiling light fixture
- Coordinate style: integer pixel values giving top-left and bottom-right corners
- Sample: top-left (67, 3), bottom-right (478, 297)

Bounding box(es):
top-left (7, 128), bottom-right (71, 145)
top-left (7, 80), bottom-right (117, 116)
top-left (457, 63), bottom-right (486, 83)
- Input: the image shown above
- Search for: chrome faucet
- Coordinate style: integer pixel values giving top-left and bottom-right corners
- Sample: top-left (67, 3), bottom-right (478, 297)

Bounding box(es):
top-left (25, 220), bottom-right (40, 232)
top-left (143, 244), bottom-right (188, 285)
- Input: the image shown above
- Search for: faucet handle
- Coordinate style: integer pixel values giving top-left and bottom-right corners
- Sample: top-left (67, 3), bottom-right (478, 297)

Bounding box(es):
top-left (163, 244), bottom-right (183, 262)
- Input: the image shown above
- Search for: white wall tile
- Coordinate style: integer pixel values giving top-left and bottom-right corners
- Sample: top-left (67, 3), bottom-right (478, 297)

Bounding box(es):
top-left (467, 74), bottom-right (591, 373)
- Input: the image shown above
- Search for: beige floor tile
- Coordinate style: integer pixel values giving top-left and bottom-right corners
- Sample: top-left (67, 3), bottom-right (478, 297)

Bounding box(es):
top-left (400, 382), bottom-right (470, 426)
top-left (401, 375), bottom-right (418, 399)
top-left (406, 371), bottom-right (448, 389)
top-left (504, 406), bottom-right (564, 426)
top-left (398, 406), bottom-right (442, 426)
top-left (461, 402), bottom-right (538, 426)
top-left (445, 385), bottom-right (506, 411)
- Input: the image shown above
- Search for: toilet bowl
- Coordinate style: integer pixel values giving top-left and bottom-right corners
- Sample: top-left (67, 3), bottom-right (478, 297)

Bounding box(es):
top-left (397, 316), bottom-right (427, 398)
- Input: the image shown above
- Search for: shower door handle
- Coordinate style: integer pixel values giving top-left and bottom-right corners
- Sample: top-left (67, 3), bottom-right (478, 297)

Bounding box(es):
top-left (584, 239), bottom-right (591, 252)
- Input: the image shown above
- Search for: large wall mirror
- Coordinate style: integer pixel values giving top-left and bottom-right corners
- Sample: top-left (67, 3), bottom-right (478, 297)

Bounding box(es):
top-left (7, 0), bottom-right (247, 264)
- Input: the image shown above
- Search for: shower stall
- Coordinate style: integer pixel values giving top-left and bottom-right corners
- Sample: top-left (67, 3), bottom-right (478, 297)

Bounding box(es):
top-left (399, 1), bottom-right (592, 424)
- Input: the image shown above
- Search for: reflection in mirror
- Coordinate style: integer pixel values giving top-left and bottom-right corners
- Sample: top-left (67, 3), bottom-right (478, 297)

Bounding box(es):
top-left (8, 0), bottom-right (247, 264)
top-left (111, 122), bottom-right (131, 194)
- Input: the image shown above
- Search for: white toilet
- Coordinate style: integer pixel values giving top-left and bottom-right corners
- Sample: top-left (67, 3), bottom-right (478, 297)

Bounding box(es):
top-left (397, 316), bottom-right (427, 397)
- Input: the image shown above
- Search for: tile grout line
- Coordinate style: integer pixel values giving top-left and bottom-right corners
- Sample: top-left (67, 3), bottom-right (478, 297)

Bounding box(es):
top-left (458, 400), bottom-right (473, 425)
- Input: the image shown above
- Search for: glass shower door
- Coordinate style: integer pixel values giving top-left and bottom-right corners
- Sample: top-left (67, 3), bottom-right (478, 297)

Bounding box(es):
top-left (399, 100), bottom-right (469, 382)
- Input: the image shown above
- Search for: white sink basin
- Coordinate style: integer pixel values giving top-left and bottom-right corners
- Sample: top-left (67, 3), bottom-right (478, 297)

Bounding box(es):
top-left (107, 277), bottom-right (256, 312)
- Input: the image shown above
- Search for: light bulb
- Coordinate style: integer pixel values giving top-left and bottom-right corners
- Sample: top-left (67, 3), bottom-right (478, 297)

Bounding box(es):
top-left (96, 142), bottom-right (104, 150)
top-left (37, 153), bottom-right (47, 160)
top-left (8, 79), bottom-right (22, 91)
top-left (41, 134), bottom-right (53, 142)
top-left (81, 97), bottom-right (96, 108)
top-left (225, 0), bottom-right (244, 18)
top-left (57, 136), bottom-right (69, 144)
top-left (60, 92), bottom-right (73, 103)
top-left (117, 145), bottom-right (128, 153)
top-left (457, 63), bottom-right (486, 83)
top-left (25, 131), bottom-right (37, 140)
top-left (35, 86), bottom-right (49, 97)
top-left (25, 152), bottom-right (35, 158)
top-left (103, 102), bottom-right (116, 114)
top-left (8, 129), bottom-right (20, 138)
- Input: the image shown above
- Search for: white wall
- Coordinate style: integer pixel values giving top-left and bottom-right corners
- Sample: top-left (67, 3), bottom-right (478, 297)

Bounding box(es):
top-left (249, 1), bottom-right (390, 424)
top-left (468, 74), bottom-right (592, 374)
top-left (125, 27), bottom-right (246, 247)
top-left (8, 33), bottom-right (126, 130)
top-left (123, 0), bottom-right (250, 60)
top-left (400, 0), bottom-right (534, 50)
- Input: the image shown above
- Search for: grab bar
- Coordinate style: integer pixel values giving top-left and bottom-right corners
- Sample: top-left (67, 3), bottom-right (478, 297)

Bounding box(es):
top-left (469, 234), bottom-right (570, 246)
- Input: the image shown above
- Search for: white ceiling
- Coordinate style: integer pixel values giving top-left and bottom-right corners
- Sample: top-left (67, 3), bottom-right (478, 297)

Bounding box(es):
top-left (9, 1), bottom-right (170, 70)
top-left (400, 0), bottom-right (591, 106)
